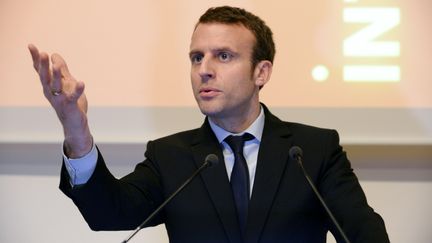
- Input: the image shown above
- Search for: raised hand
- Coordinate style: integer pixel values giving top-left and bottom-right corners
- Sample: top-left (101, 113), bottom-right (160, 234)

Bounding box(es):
top-left (29, 44), bottom-right (93, 158)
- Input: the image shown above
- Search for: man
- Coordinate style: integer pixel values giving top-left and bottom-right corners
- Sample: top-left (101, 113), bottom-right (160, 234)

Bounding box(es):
top-left (29, 6), bottom-right (389, 243)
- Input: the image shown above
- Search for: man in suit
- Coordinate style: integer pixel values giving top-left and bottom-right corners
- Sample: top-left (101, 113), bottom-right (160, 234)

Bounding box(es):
top-left (29, 6), bottom-right (389, 243)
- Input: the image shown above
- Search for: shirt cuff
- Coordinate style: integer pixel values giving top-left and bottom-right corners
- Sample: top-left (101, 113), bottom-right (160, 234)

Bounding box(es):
top-left (62, 143), bottom-right (98, 186)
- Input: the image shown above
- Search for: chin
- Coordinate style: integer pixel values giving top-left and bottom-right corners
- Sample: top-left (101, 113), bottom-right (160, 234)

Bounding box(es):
top-left (196, 101), bottom-right (223, 117)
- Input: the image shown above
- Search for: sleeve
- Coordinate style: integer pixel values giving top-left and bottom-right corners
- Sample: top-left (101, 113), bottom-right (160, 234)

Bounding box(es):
top-left (318, 130), bottom-right (390, 243)
top-left (63, 143), bottom-right (98, 186)
top-left (59, 141), bottom-right (165, 231)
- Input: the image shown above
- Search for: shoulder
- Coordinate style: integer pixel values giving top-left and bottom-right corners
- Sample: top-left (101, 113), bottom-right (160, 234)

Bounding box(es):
top-left (147, 127), bottom-right (202, 149)
top-left (265, 107), bottom-right (339, 142)
top-left (286, 121), bottom-right (338, 139)
top-left (262, 103), bottom-right (339, 140)
top-left (264, 110), bottom-right (342, 157)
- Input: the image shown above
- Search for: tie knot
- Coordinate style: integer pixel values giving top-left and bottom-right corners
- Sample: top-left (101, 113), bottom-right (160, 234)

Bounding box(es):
top-left (224, 133), bottom-right (254, 154)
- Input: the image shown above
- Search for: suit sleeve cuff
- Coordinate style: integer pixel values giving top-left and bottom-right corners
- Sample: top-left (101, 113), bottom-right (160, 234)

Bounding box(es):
top-left (62, 143), bottom-right (98, 186)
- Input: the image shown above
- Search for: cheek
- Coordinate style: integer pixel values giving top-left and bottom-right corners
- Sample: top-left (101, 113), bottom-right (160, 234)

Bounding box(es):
top-left (190, 71), bottom-right (199, 90)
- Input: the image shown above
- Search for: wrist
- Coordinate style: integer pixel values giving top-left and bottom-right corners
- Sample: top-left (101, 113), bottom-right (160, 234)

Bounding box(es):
top-left (64, 130), bottom-right (93, 159)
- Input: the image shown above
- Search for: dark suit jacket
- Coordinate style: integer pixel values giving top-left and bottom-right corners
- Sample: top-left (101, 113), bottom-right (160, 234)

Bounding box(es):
top-left (60, 106), bottom-right (389, 243)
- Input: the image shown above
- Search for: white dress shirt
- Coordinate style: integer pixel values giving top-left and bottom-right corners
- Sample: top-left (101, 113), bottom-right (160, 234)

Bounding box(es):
top-left (208, 107), bottom-right (264, 197)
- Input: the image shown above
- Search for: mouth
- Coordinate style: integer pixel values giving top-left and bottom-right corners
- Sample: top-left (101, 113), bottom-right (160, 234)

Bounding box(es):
top-left (199, 87), bottom-right (221, 98)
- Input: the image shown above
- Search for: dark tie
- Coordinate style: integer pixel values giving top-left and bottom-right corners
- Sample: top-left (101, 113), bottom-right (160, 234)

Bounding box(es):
top-left (224, 133), bottom-right (254, 234)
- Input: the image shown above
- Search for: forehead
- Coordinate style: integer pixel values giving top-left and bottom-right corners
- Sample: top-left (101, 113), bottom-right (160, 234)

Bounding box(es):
top-left (190, 23), bottom-right (255, 52)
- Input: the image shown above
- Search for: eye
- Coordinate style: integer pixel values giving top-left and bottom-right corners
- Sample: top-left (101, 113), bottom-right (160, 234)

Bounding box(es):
top-left (190, 53), bottom-right (203, 64)
top-left (218, 52), bottom-right (233, 62)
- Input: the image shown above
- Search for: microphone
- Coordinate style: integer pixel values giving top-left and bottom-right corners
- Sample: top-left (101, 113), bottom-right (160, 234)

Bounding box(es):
top-left (121, 154), bottom-right (219, 243)
top-left (289, 146), bottom-right (352, 243)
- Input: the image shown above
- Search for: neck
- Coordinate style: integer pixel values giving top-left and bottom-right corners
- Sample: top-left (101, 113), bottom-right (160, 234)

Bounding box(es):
top-left (210, 103), bottom-right (261, 133)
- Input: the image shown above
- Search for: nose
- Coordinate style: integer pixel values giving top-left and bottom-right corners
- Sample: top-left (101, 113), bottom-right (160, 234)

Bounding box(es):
top-left (198, 57), bottom-right (214, 82)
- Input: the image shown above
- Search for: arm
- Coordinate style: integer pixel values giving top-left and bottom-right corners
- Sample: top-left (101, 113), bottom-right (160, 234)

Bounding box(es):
top-left (28, 44), bottom-right (92, 158)
top-left (59, 143), bottom-right (165, 230)
top-left (28, 45), bottom-right (163, 230)
top-left (319, 130), bottom-right (390, 242)
top-left (29, 44), bottom-right (164, 230)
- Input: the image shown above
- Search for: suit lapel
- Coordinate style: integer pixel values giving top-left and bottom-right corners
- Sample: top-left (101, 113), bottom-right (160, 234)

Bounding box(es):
top-left (245, 107), bottom-right (293, 243)
top-left (190, 120), bottom-right (243, 243)
top-left (189, 107), bottom-right (293, 243)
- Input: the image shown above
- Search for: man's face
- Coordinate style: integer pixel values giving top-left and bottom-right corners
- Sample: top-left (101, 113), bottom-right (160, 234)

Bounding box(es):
top-left (189, 23), bottom-right (262, 121)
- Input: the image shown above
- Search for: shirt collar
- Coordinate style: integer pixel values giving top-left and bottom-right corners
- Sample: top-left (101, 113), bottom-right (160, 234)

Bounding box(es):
top-left (208, 106), bottom-right (265, 143)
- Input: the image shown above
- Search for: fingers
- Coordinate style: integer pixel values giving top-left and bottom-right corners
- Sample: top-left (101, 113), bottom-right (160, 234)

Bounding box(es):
top-left (51, 53), bottom-right (75, 96)
top-left (51, 61), bottom-right (63, 94)
top-left (28, 44), bottom-right (51, 89)
top-left (71, 81), bottom-right (85, 101)
top-left (29, 44), bottom-right (69, 97)
top-left (51, 53), bottom-right (71, 78)
top-left (28, 44), bottom-right (40, 71)
top-left (28, 44), bottom-right (85, 102)
top-left (50, 55), bottom-right (85, 103)
top-left (39, 52), bottom-right (52, 88)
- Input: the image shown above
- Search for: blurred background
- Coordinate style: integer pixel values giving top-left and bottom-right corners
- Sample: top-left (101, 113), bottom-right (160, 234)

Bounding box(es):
top-left (1, 0), bottom-right (431, 242)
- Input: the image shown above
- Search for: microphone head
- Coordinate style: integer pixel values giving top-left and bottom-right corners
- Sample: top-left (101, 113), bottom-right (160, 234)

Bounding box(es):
top-left (205, 154), bottom-right (219, 167)
top-left (289, 146), bottom-right (303, 160)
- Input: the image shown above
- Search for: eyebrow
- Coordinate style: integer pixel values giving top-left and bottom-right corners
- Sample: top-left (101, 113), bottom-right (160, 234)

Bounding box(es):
top-left (189, 47), bottom-right (237, 58)
top-left (188, 50), bottom-right (201, 59)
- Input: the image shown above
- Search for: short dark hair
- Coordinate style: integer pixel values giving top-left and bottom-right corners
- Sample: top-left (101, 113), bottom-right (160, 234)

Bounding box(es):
top-left (197, 6), bottom-right (276, 67)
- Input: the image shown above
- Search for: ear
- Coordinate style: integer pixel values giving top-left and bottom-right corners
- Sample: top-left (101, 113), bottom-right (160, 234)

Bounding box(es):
top-left (253, 60), bottom-right (273, 88)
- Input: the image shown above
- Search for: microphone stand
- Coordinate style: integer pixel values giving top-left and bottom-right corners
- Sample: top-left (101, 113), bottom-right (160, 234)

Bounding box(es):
top-left (121, 155), bottom-right (218, 243)
top-left (290, 146), bottom-right (352, 243)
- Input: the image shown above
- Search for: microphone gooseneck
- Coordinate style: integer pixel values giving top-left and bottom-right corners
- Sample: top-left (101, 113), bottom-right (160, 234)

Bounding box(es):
top-left (121, 154), bottom-right (219, 243)
top-left (289, 146), bottom-right (352, 243)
